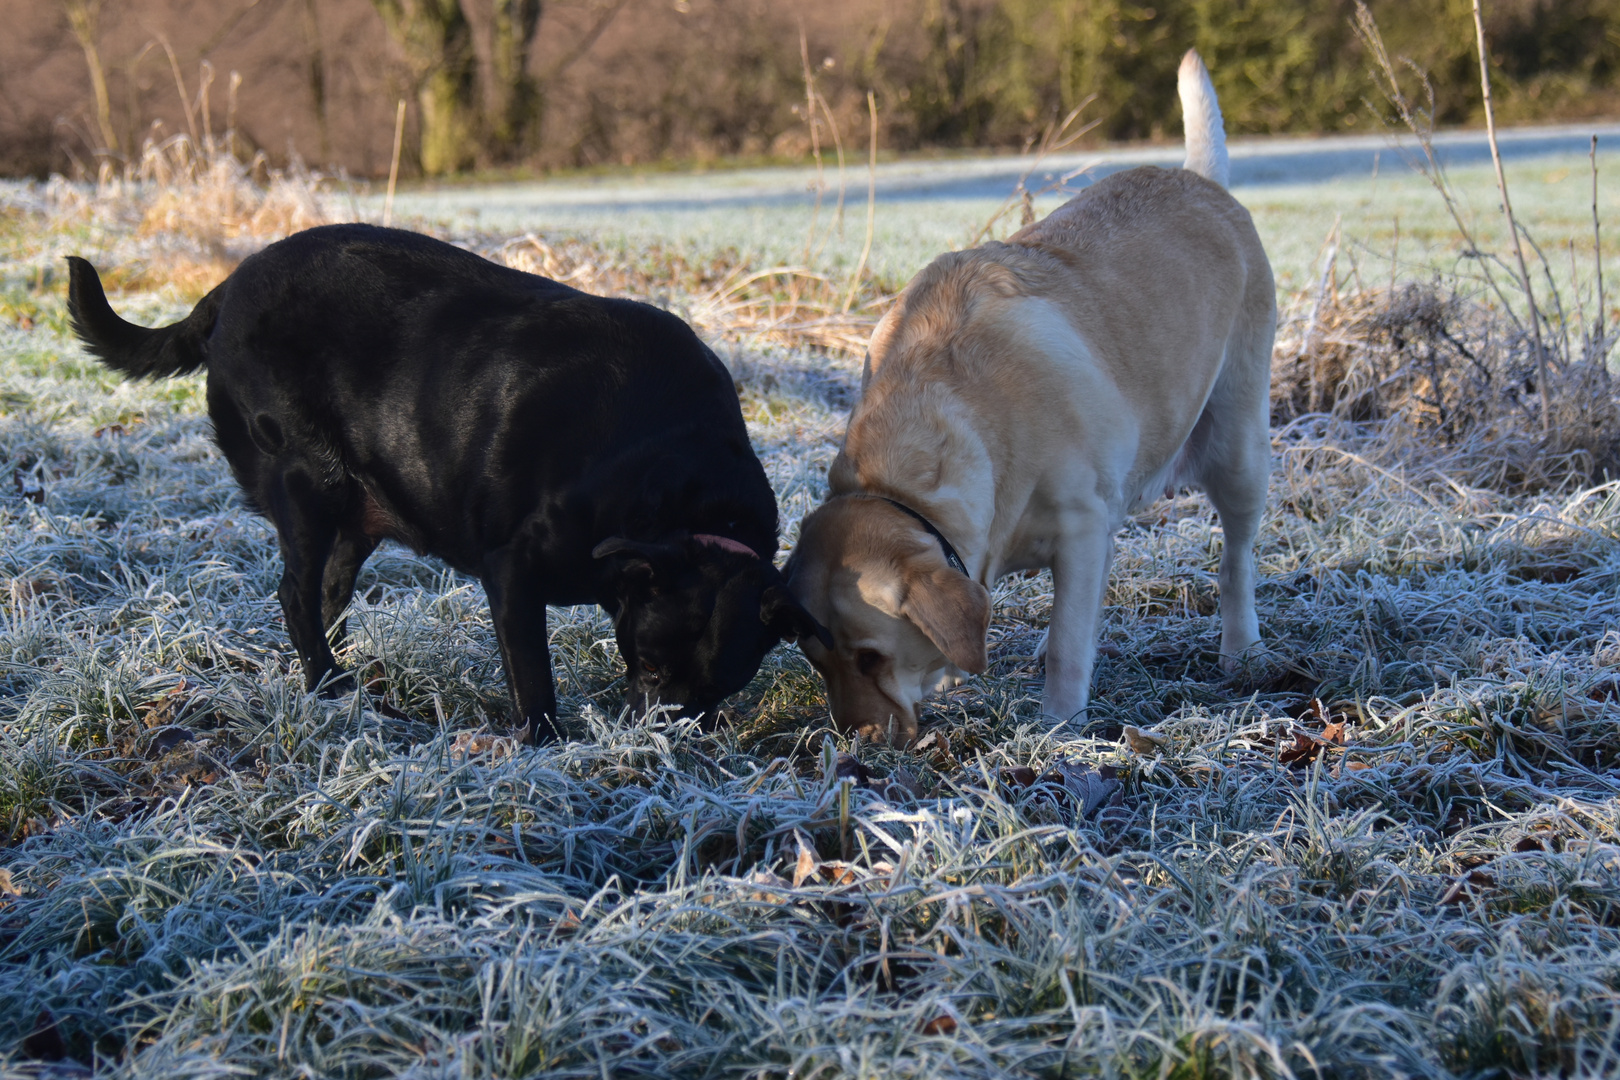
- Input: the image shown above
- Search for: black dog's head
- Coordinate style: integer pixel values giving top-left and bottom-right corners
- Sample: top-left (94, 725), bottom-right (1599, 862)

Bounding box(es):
top-left (594, 534), bottom-right (830, 720)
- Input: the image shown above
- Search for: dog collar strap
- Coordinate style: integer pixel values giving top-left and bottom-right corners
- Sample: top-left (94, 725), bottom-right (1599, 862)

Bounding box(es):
top-left (693, 533), bottom-right (759, 559)
top-left (878, 498), bottom-right (969, 578)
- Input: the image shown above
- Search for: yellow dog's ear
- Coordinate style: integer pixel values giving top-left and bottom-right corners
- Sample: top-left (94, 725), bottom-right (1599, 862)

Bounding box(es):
top-left (900, 564), bottom-right (990, 674)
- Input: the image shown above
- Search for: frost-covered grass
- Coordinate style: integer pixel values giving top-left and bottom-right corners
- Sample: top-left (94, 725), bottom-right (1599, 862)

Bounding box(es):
top-left (378, 147), bottom-right (1620, 297)
top-left (1, 159), bottom-right (1618, 1078)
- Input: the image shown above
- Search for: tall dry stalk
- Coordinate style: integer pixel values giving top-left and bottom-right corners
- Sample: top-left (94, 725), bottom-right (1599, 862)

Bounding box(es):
top-left (1471, 0), bottom-right (1548, 433)
top-left (842, 90), bottom-right (878, 314)
top-left (1592, 135), bottom-right (1608, 361)
top-left (384, 99), bottom-right (406, 229)
top-left (62, 0), bottom-right (120, 154)
top-left (968, 99), bottom-right (1098, 248)
top-left (1353, 5), bottom-right (1523, 332)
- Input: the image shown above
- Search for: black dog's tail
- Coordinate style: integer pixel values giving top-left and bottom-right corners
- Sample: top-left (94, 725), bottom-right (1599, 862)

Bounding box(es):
top-left (65, 256), bottom-right (223, 379)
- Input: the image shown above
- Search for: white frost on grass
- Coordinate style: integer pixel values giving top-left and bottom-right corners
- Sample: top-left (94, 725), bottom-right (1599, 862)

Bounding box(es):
top-left (0, 184), bottom-right (1617, 1078)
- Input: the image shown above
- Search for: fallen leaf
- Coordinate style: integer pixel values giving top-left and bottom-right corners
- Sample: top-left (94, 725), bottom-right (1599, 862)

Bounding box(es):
top-left (793, 830), bottom-right (819, 888)
top-left (875, 766), bottom-right (924, 802)
top-left (914, 730), bottom-right (954, 762)
top-left (919, 1014), bottom-right (958, 1036)
top-left (747, 869), bottom-right (793, 902)
top-left (0, 868), bottom-right (18, 896)
top-left (146, 726), bottom-right (197, 759)
top-left (1036, 759), bottom-right (1124, 821)
top-left (450, 732), bottom-right (515, 758)
top-left (1122, 725), bottom-right (1169, 755)
top-left (817, 862), bottom-right (859, 886)
top-left (140, 680), bottom-right (191, 730)
top-left (1438, 869), bottom-right (1496, 906)
top-left (1279, 720), bottom-right (1348, 766)
top-left (554, 910), bottom-right (583, 936)
top-left (1345, 760), bottom-right (1373, 771)
top-left (1002, 766), bottom-right (1037, 788)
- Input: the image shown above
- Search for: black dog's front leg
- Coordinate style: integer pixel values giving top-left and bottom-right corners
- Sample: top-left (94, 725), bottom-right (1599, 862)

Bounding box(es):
top-left (276, 528), bottom-right (346, 695)
top-left (482, 549), bottom-right (561, 744)
top-left (321, 525), bottom-right (379, 649)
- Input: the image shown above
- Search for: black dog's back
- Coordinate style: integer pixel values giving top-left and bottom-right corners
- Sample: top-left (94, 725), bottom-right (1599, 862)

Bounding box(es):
top-left (196, 226), bottom-right (767, 576)
top-left (68, 225), bottom-right (823, 740)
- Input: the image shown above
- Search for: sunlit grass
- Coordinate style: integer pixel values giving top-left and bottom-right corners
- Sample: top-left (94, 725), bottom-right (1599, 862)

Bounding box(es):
top-left (0, 146), bottom-right (1617, 1077)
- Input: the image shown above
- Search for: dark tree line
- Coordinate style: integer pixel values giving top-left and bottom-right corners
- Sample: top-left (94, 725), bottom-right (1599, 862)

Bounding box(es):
top-left (12, 0), bottom-right (1620, 178)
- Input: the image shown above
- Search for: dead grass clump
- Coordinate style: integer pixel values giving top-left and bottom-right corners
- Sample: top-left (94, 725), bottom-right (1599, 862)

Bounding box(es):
top-left (46, 131), bottom-right (329, 298)
top-left (491, 233), bottom-right (885, 356)
top-left (1274, 277), bottom-right (1620, 491)
top-left (131, 136), bottom-right (325, 252)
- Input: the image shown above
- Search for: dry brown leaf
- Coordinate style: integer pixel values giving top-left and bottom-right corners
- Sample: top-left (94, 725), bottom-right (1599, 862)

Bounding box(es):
top-left (793, 831), bottom-right (819, 888)
top-left (919, 1014), bottom-right (958, 1036)
top-left (1438, 869), bottom-right (1496, 906)
top-left (1123, 725), bottom-right (1169, 755)
top-left (914, 730), bottom-right (954, 763)
top-left (817, 862), bottom-right (859, 886)
top-left (1279, 720), bottom-right (1348, 766)
top-left (450, 732), bottom-right (516, 759)
top-left (140, 680), bottom-right (191, 730)
top-left (748, 869), bottom-right (794, 902)
top-left (0, 868), bottom-right (18, 896)
top-left (1003, 766), bottom-right (1037, 788)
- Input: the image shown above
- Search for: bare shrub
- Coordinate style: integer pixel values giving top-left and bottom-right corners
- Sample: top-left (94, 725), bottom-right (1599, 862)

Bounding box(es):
top-left (46, 110), bottom-right (330, 297)
top-left (1275, 278), bottom-right (1620, 490)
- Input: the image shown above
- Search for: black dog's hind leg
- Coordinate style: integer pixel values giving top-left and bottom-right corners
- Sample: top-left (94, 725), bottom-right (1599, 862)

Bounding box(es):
top-left (268, 471), bottom-right (349, 694)
top-left (482, 547), bottom-right (561, 744)
top-left (322, 524), bottom-right (378, 650)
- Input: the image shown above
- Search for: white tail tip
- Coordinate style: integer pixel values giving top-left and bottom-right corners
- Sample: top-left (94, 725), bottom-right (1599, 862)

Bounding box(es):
top-left (1178, 49), bottom-right (1229, 188)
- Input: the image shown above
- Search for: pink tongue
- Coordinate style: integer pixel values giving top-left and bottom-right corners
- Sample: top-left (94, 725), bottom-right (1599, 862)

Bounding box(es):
top-left (693, 533), bottom-right (758, 558)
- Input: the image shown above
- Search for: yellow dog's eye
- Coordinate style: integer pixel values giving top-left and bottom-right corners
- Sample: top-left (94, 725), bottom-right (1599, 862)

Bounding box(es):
top-left (855, 649), bottom-right (884, 676)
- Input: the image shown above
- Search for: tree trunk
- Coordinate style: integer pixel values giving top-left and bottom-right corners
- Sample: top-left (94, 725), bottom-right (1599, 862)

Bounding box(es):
top-left (485, 0), bottom-right (541, 156)
top-left (371, 0), bottom-right (478, 175)
top-left (301, 0), bottom-right (331, 161)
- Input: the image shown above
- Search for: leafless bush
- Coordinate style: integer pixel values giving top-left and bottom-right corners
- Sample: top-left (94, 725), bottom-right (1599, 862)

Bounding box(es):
top-left (1275, 278), bottom-right (1620, 490)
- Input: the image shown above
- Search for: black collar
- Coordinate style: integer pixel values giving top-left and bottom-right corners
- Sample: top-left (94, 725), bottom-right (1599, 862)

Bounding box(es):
top-left (875, 497), bottom-right (970, 577)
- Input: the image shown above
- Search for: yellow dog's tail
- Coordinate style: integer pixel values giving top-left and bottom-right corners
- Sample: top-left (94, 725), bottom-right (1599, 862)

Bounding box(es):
top-left (1178, 50), bottom-right (1228, 188)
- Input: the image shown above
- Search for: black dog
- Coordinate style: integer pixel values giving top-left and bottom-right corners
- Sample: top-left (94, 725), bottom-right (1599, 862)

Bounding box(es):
top-left (67, 224), bottom-right (827, 741)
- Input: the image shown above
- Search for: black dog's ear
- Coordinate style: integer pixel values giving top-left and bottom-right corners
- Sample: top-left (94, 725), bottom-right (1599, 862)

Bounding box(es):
top-left (594, 537), bottom-right (680, 593)
top-left (760, 584), bottom-right (832, 649)
top-left (593, 537), bottom-right (658, 561)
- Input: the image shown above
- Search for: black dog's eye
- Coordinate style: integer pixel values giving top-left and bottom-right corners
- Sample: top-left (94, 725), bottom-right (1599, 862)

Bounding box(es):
top-left (855, 649), bottom-right (884, 677)
top-left (640, 658), bottom-right (660, 679)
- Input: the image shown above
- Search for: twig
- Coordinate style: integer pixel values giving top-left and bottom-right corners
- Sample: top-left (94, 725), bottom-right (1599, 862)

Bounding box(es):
top-left (383, 99), bottom-right (405, 230)
top-left (1472, 0), bottom-right (1548, 433)
top-left (157, 35), bottom-right (200, 146)
top-left (798, 25), bottom-right (826, 271)
top-left (1592, 135), bottom-right (1608, 361)
top-left (817, 92), bottom-right (847, 241)
top-left (842, 91), bottom-right (878, 315)
top-left (1353, 5), bottom-right (1525, 335)
top-left (967, 99), bottom-right (1097, 249)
